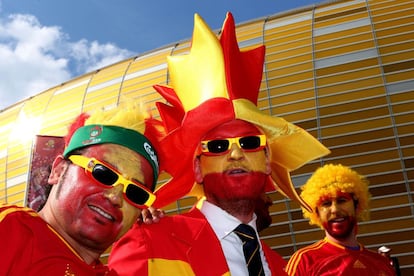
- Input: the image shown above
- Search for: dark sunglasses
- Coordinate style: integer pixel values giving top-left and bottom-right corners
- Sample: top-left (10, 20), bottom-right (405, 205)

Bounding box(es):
top-left (68, 155), bottom-right (156, 208)
top-left (200, 135), bottom-right (266, 155)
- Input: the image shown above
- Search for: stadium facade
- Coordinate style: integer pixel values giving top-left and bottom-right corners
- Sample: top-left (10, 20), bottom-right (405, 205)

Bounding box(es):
top-left (1, 0), bottom-right (413, 272)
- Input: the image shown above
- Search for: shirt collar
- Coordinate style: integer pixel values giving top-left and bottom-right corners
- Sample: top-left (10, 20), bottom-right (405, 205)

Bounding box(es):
top-left (199, 199), bottom-right (258, 240)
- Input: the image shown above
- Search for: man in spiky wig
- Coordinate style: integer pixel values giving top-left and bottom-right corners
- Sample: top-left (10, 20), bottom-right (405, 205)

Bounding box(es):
top-left (110, 12), bottom-right (330, 276)
top-left (1, 104), bottom-right (159, 275)
top-left (286, 164), bottom-right (396, 276)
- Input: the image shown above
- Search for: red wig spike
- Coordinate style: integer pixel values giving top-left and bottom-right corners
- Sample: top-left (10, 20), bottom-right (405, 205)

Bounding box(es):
top-left (64, 113), bottom-right (90, 147)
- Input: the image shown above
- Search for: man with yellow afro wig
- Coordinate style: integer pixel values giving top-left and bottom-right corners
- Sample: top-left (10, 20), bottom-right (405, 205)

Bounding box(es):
top-left (286, 164), bottom-right (396, 276)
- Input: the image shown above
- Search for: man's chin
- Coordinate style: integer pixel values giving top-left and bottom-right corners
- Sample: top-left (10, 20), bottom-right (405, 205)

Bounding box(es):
top-left (326, 218), bottom-right (356, 239)
top-left (204, 172), bottom-right (267, 198)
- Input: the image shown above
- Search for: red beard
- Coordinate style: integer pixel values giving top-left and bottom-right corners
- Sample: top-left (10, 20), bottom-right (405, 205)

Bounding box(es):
top-left (323, 216), bottom-right (357, 240)
top-left (202, 171), bottom-right (267, 201)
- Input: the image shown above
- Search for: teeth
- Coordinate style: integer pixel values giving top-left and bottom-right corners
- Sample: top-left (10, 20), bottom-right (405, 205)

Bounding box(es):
top-left (89, 205), bottom-right (114, 221)
top-left (229, 168), bottom-right (246, 174)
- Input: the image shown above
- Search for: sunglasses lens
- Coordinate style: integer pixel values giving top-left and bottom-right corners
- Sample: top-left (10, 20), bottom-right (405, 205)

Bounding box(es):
top-left (125, 184), bottom-right (150, 205)
top-left (239, 136), bottom-right (261, 150)
top-left (207, 140), bottom-right (230, 153)
top-left (92, 164), bottom-right (118, 186)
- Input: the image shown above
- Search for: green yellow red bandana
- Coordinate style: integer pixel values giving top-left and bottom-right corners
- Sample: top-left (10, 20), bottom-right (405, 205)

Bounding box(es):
top-left (63, 124), bottom-right (159, 188)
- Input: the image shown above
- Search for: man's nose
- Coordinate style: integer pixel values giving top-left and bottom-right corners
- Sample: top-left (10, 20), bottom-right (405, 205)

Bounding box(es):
top-left (330, 201), bottom-right (339, 213)
top-left (228, 143), bottom-right (244, 160)
top-left (103, 184), bottom-right (124, 208)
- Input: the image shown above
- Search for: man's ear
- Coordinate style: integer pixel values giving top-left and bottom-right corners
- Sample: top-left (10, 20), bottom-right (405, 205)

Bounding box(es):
top-left (194, 157), bottom-right (203, 184)
top-left (48, 155), bottom-right (69, 185)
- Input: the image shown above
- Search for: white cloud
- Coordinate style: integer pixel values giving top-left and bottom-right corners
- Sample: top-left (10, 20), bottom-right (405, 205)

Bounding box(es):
top-left (69, 39), bottom-right (133, 73)
top-left (0, 13), bottom-right (134, 110)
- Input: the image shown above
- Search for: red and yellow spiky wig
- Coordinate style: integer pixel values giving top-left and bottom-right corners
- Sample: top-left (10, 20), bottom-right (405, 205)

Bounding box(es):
top-left (300, 164), bottom-right (371, 228)
top-left (147, 13), bottom-right (330, 210)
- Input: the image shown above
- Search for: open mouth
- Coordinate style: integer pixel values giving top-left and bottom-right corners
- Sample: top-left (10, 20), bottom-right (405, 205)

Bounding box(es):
top-left (331, 217), bottom-right (345, 222)
top-left (89, 205), bottom-right (115, 222)
top-left (228, 168), bottom-right (247, 174)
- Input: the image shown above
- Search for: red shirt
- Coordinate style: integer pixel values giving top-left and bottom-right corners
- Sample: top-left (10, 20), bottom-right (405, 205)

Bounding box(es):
top-left (0, 205), bottom-right (115, 276)
top-left (286, 238), bottom-right (396, 276)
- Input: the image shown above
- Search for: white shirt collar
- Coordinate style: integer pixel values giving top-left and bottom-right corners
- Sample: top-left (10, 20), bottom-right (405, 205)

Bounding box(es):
top-left (199, 199), bottom-right (258, 240)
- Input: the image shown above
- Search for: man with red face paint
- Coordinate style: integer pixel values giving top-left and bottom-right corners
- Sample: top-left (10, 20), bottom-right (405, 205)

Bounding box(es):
top-left (109, 12), bottom-right (330, 276)
top-left (286, 164), bottom-right (396, 276)
top-left (0, 104), bottom-right (159, 275)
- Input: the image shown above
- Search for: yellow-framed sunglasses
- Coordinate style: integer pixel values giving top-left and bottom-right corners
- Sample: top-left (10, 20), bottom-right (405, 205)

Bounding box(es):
top-left (201, 134), bottom-right (266, 156)
top-left (68, 155), bottom-right (156, 208)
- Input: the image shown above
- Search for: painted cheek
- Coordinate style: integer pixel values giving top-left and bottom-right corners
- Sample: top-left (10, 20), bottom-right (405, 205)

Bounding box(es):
top-left (200, 151), bottom-right (268, 175)
top-left (199, 156), bottom-right (226, 175)
top-left (117, 204), bottom-right (140, 239)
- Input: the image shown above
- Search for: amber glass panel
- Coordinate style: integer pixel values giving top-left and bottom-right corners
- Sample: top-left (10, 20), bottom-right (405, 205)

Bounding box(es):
top-left (374, 24), bottom-right (414, 39)
top-left (320, 117), bottom-right (392, 136)
top-left (267, 70), bottom-right (313, 84)
top-left (266, 62), bottom-right (313, 75)
top-left (374, 16), bottom-right (414, 30)
top-left (315, 32), bottom-right (373, 51)
top-left (370, 183), bottom-right (408, 198)
top-left (360, 218), bottom-right (414, 234)
top-left (314, 9), bottom-right (368, 29)
top-left (266, 55), bottom-right (312, 72)
top-left (359, 228), bottom-right (413, 247)
top-left (319, 96), bottom-right (387, 116)
top-left (377, 33), bottom-right (414, 48)
top-left (371, 8), bottom-right (414, 24)
top-left (270, 100), bottom-right (316, 114)
top-left (316, 58), bottom-right (379, 76)
top-left (391, 102), bottom-right (414, 113)
top-left (317, 77), bottom-right (385, 96)
top-left (315, 1), bottom-right (366, 18)
top-left (320, 107), bottom-right (390, 126)
top-left (395, 113), bottom-right (414, 125)
top-left (274, 109), bottom-right (317, 123)
top-left (267, 45), bottom-right (313, 60)
top-left (317, 67), bottom-right (382, 87)
top-left (267, 79), bottom-right (314, 95)
top-left (318, 89), bottom-right (385, 107)
top-left (269, 90), bottom-right (315, 105)
top-left (385, 70), bottom-right (414, 83)
top-left (328, 139), bottom-right (397, 158)
top-left (390, 91), bottom-right (414, 102)
top-left (397, 124), bottom-right (414, 135)
top-left (402, 147), bottom-right (414, 158)
top-left (380, 41), bottom-right (414, 55)
top-left (270, 39), bottom-right (313, 54)
top-left (315, 41), bottom-right (376, 59)
top-left (314, 25), bottom-right (372, 43)
top-left (370, 1), bottom-right (414, 15)
top-left (265, 22), bottom-right (311, 42)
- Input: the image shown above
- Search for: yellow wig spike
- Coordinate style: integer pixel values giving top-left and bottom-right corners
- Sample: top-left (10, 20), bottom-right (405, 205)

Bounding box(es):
top-left (85, 102), bottom-right (147, 134)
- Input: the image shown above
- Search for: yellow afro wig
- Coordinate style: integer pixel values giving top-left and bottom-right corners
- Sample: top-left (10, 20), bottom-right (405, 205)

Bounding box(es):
top-left (300, 164), bottom-right (371, 228)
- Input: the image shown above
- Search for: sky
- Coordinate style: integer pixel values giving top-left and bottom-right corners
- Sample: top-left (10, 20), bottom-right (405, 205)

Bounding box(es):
top-left (0, 0), bottom-right (321, 110)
